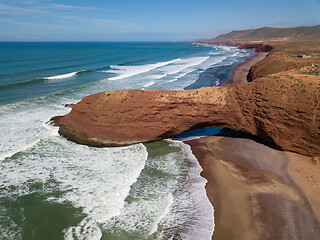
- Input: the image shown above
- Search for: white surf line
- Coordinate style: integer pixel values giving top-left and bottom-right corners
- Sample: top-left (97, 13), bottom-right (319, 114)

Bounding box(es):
top-left (44, 71), bottom-right (82, 80)
top-left (61, 143), bottom-right (148, 240)
top-left (107, 58), bottom-right (181, 80)
top-left (156, 56), bottom-right (209, 81)
top-left (165, 56), bottom-right (209, 75)
top-left (143, 81), bottom-right (155, 88)
top-left (149, 193), bottom-right (174, 235)
top-left (0, 138), bottom-right (42, 161)
top-left (0, 122), bottom-right (60, 161)
top-left (150, 74), bottom-right (168, 79)
top-left (166, 78), bottom-right (178, 83)
top-left (208, 51), bottom-right (222, 55)
top-left (165, 68), bottom-right (199, 83)
top-left (168, 139), bottom-right (215, 240)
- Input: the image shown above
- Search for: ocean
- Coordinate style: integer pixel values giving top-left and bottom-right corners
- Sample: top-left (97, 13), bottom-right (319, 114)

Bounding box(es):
top-left (0, 42), bottom-right (254, 240)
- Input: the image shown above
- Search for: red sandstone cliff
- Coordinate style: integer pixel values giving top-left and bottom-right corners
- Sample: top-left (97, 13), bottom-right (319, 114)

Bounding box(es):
top-left (53, 69), bottom-right (320, 157)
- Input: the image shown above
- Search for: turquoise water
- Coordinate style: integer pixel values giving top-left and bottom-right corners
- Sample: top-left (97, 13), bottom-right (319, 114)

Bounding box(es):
top-left (0, 42), bottom-right (253, 239)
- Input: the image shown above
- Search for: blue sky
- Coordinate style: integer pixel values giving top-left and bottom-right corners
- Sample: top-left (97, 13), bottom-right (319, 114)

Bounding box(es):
top-left (0, 0), bottom-right (319, 41)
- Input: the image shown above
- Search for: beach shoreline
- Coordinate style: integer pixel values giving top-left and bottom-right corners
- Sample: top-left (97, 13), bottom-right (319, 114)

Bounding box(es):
top-left (181, 44), bottom-right (320, 239)
top-left (184, 136), bottom-right (320, 240)
top-left (225, 52), bottom-right (269, 86)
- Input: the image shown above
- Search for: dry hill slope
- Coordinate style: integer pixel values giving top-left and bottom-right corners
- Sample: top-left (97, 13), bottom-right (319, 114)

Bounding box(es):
top-left (213, 25), bottom-right (320, 42)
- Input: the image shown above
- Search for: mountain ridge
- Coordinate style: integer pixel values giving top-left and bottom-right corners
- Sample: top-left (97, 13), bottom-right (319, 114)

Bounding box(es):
top-left (212, 25), bottom-right (320, 42)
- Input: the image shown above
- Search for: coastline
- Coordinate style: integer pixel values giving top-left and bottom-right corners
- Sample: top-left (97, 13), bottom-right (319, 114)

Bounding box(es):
top-left (2, 36), bottom-right (319, 239)
top-left (46, 40), bottom-right (319, 239)
top-left (184, 136), bottom-right (320, 240)
top-left (182, 45), bottom-right (320, 239)
top-left (225, 52), bottom-right (268, 86)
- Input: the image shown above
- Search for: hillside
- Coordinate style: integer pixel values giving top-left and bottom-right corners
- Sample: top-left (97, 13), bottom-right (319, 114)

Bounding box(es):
top-left (213, 25), bottom-right (320, 42)
top-left (247, 41), bottom-right (320, 81)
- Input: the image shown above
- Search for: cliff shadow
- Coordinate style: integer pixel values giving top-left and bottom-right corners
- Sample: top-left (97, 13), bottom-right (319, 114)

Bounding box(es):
top-left (217, 128), bottom-right (280, 151)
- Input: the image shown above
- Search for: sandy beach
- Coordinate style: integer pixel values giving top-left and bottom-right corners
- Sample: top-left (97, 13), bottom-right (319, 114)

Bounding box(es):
top-left (226, 52), bottom-right (269, 86)
top-left (185, 136), bottom-right (320, 240)
top-left (182, 48), bottom-right (320, 239)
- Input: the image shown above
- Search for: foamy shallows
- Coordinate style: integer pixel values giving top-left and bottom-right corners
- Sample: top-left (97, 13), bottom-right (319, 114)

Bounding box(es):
top-left (0, 120), bottom-right (214, 239)
top-left (143, 81), bottom-right (155, 88)
top-left (0, 42), bottom-right (253, 240)
top-left (0, 85), bottom-right (214, 239)
top-left (106, 59), bottom-right (181, 80)
top-left (100, 140), bottom-right (214, 239)
top-left (103, 53), bottom-right (234, 91)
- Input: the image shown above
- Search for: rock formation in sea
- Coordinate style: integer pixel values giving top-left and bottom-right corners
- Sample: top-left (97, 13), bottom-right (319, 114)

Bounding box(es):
top-left (52, 67), bottom-right (320, 157)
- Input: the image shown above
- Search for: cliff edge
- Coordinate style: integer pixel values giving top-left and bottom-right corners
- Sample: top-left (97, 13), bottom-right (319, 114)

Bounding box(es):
top-left (53, 67), bottom-right (320, 157)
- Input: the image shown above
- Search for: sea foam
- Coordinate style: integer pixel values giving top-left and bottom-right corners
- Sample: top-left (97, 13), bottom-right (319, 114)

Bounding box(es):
top-left (106, 59), bottom-right (180, 80)
top-left (98, 140), bottom-right (215, 240)
top-left (157, 56), bottom-right (209, 76)
top-left (172, 140), bottom-right (215, 240)
top-left (0, 104), bottom-right (69, 161)
top-left (44, 71), bottom-right (82, 80)
top-left (208, 51), bottom-right (221, 55)
top-left (0, 135), bottom-right (148, 239)
top-left (143, 81), bottom-right (155, 88)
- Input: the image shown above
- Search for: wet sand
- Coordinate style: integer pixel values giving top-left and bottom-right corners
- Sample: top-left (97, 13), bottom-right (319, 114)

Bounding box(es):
top-left (226, 52), bottom-right (269, 86)
top-left (185, 136), bottom-right (320, 240)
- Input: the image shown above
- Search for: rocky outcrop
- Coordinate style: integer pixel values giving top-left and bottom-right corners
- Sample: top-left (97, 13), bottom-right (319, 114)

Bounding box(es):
top-left (53, 70), bottom-right (320, 157)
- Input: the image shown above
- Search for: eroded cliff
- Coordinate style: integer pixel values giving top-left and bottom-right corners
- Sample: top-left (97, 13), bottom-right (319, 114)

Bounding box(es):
top-left (53, 69), bottom-right (320, 157)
